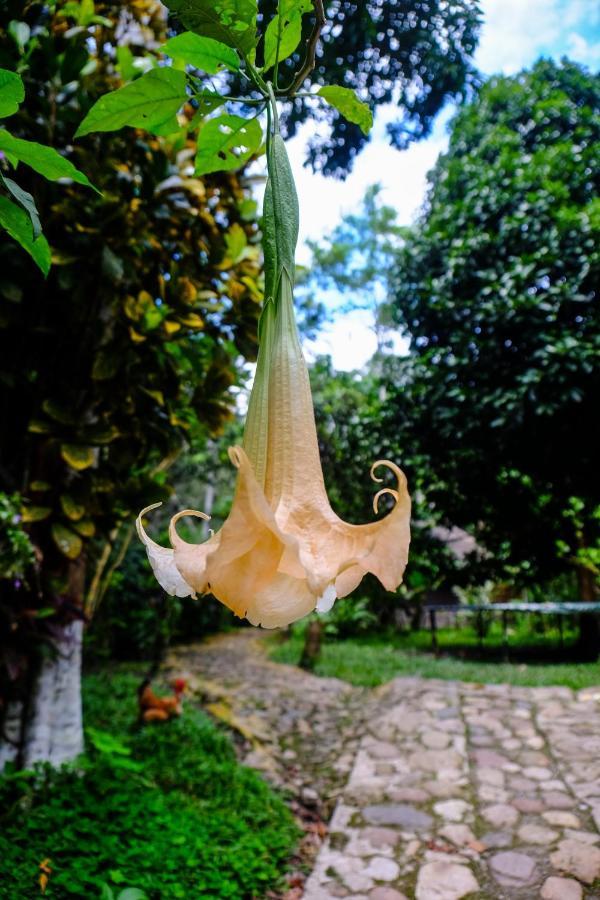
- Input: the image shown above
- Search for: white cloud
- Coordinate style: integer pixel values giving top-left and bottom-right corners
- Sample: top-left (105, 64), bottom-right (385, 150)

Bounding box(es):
top-left (566, 31), bottom-right (600, 67)
top-left (475, 0), bottom-right (600, 74)
top-left (304, 309), bottom-right (410, 371)
top-left (288, 111), bottom-right (449, 266)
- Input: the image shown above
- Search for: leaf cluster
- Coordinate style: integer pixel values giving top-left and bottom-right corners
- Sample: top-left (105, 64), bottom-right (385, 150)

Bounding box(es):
top-left (73, 0), bottom-right (374, 179)
top-left (0, 56), bottom-right (96, 271)
top-left (0, 669), bottom-right (299, 898)
top-left (0, 1), bottom-right (263, 689)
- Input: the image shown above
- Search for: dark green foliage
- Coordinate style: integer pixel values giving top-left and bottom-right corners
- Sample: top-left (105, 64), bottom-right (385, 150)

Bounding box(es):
top-left (0, 493), bottom-right (34, 579)
top-left (257, 0), bottom-right (482, 175)
top-left (0, 671), bottom-right (299, 898)
top-left (390, 59), bottom-right (600, 591)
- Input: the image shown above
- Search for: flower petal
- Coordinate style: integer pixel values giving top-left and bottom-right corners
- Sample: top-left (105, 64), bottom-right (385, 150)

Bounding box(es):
top-left (200, 446), bottom-right (315, 626)
top-left (283, 458), bottom-right (411, 596)
top-left (136, 503), bottom-right (197, 598)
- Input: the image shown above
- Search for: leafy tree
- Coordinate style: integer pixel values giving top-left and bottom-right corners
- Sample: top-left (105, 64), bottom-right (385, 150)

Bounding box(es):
top-left (0, 0), bottom-right (262, 766)
top-left (302, 183), bottom-right (405, 350)
top-left (390, 60), bottom-right (600, 649)
top-left (258, 0), bottom-right (482, 175)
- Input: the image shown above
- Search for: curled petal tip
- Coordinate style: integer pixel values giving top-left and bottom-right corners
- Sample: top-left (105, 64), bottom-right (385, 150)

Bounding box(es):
top-left (370, 459), bottom-right (408, 491)
top-left (316, 584), bottom-right (337, 614)
top-left (136, 502), bottom-right (163, 545)
top-left (135, 503), bottom-right (195, 599)
top-left (139, 501), bottom-right (163, 516)
top-left (169, 508), bottom-right (211, 546)
top-left (228, 445), bottom-right (244, 468)
top-left (373, 487), bottom-right (400, 515)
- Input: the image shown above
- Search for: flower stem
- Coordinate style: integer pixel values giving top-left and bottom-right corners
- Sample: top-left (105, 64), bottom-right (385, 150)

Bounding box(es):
top-left (266, 82), bottom-right (280, 135)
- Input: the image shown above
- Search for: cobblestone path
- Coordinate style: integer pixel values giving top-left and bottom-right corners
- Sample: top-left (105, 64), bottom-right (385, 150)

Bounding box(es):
top-left (167, 632), bottom-right (600, 900)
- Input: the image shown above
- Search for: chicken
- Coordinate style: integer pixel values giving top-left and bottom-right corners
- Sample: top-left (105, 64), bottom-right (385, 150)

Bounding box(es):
top-left (138, 677), bottom-right (187, 723)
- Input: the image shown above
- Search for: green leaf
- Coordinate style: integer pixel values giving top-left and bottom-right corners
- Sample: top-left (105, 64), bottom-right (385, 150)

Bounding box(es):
top-left (0, 69), bottom-right (24, 119)
top-left (189, 91), bottom-right (226, 126)
top-left (110, 871), bottom-right (127, 886)
top-left (116, 46), bottom-right (135, 82)
top-left (60, 444), bottom-right (95, 470)
top-left (21, 505), bottom-right (52, 523)
top-left (164, 32), bottom-right (239, 73)
top-left (166, 0), bottom-right (257, 58)
top-left (0, 174), bottom-right (42, 239)
top-left (118, 891), bottom-right (149, 900)
top-left (87, 727), bottom-right (132, 756)
top-left (195, 114), bottom-right (262, 175)
top-left (72, 517), bottom-right (95, 537)
top-left (263, 1), bottom-right (310, 71)
top-left (42, 398), bottom-right (76, 424)
top-left (0, 130), bottom-right (98, 192)
top-left (318, 85), bottom-right (373, 135)
top-left (61, 0), bottom-right (110, 27)
top-left (0, 195), bottom-right (51, 275)
top-left (224, 222), bottom-right (247, 262)
top-left (30, 481), bottom-right (51, 492)
top-left (60, 494), bottom-right (85, 521)
top-left (51, 523), bottom-right (83, 559)
top-left (75, 67), bottom-right (187, 138)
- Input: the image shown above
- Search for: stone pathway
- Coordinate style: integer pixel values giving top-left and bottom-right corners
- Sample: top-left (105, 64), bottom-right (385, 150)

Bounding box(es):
top-left (166, 632), bottom-right (600, 900)
top-left (166, 631), bottom-right (369, 818)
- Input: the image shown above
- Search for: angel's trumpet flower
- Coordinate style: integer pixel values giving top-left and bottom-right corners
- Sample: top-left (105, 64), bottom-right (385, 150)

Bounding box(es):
top-left (137, 132), bottom-right (410, 629)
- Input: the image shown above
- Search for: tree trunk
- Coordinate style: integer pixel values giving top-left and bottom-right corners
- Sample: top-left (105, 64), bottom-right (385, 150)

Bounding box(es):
top-left (299, 619), bottom-right (324, 670)
top-left (0, 620), bottom-right (84, 770)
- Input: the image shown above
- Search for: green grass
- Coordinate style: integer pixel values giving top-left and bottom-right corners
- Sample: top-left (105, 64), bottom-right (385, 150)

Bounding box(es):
top-left (269, 625), bottom-right (600, 690)
top-left (0, 668), bottom-right (299, 900)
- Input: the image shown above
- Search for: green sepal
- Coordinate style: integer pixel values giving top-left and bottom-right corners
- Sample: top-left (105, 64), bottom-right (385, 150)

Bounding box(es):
top-left (263, 133), bottom-right (299, 301)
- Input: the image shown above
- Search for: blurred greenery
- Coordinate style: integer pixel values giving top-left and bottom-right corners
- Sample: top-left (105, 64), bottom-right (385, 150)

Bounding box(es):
top-left (301, 184), bottom-right (405, 350)
top-left (0, 668), bottom-right (299, 898)
top-left (390, 59), bottom-right (600, 601)
top-left (270, 624), bottom-right (600, 690)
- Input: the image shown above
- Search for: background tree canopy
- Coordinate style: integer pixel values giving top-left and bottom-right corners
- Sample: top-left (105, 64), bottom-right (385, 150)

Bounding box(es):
top-left (256, 0), bottom-right (482, 175)
top-left (390, 58), bottom-right (600, 598)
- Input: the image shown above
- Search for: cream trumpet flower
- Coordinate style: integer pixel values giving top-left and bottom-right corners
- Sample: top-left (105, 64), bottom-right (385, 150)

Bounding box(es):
top-left (136, 132), bottom-right (411, 629)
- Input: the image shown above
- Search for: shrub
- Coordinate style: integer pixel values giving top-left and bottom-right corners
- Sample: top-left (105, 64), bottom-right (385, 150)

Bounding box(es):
top-left (0, 670), bottom-right (299, 899)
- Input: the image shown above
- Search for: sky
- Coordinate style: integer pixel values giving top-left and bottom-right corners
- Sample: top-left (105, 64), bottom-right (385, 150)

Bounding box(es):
top-left (290, 0), bottom-right (600, 370)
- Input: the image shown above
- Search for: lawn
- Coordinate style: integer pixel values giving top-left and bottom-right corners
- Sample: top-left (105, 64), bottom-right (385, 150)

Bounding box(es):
top-left (269, 621), bottom-right (600, 690)
top-left (0, 669), bottom-right (299, 900)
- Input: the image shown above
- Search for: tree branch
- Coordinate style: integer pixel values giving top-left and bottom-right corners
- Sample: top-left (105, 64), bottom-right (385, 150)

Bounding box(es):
top-left (285, 0), bottom-right (326, 97)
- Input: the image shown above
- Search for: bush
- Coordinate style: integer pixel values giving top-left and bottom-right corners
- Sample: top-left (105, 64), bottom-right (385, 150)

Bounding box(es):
top-left (0, 670), bottom-right (299, 899)
top-left (86, 543), bottom-right (234, 662)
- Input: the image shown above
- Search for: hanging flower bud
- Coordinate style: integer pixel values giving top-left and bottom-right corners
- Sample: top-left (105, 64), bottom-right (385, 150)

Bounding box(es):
top-left (137, 131), bottom-right (410, 628)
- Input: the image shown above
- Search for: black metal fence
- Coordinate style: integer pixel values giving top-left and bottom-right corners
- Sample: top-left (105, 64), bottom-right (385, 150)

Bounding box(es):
top-left (424, 602), bottom-right (600, 659)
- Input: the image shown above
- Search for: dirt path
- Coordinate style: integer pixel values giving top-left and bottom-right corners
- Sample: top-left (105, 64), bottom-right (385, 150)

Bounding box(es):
top-left (166, 631), bottom-right (600, 900)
